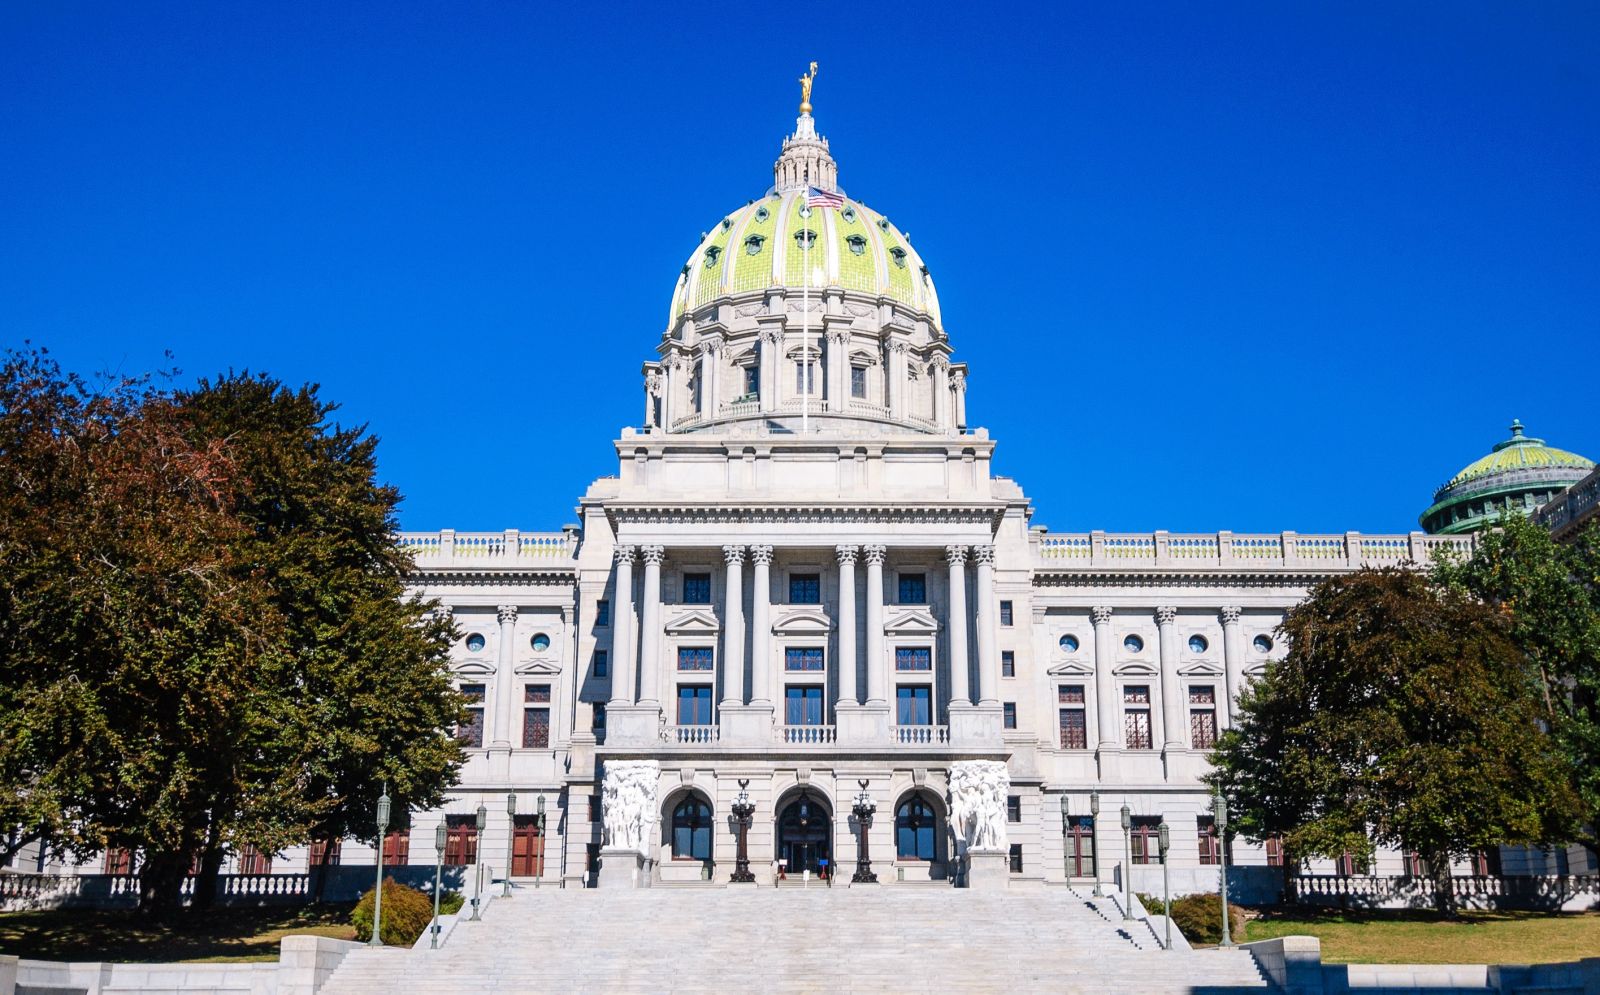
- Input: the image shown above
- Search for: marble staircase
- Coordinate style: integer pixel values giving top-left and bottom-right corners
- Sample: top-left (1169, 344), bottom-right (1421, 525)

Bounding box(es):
top-left (318, 886), bottom-right (1276, 994)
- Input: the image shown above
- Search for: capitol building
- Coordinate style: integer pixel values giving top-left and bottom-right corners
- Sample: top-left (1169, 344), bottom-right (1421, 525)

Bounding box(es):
top-left (21, 81), bottom-right (1597, 904)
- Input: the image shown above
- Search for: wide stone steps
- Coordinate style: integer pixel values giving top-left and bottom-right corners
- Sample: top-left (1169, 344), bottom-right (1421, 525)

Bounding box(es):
top-left (320, 887), bottom-right (1275, 994)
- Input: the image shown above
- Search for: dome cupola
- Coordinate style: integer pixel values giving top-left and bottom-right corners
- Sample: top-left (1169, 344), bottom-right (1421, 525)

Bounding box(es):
top-left (1419, 420), bottom-right (1595, 534)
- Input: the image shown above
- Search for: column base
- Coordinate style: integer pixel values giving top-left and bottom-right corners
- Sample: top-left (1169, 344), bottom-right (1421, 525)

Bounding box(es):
top-left (948, 702), bottom-right (1003, 748)
top-left (836, 702), bottom-right (890, 745)
top-left (604, 704), bottom-right (663, 747)
top-left (963, 850), bottom-right (1010, 890)
top-left (596, 848), bottom-right (650, 889)
top-left (719, 703), bottom-right (775, 747)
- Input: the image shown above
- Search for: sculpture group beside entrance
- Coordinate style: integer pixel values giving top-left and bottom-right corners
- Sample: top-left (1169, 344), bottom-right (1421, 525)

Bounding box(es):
top-left (949, 760), bottom-right (1011, 890)
top-left (598, 760), bottom-right (660, 888)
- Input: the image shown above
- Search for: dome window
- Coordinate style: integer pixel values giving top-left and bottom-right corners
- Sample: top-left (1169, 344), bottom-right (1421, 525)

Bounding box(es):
top-left (721, 218), bottom-right (733, 231)
top-left (1188, 635), bottom-right (1209, 654)
top-left (794, 228), bottom-right (818, 249)
top-left (755, 206), bottom-right (771, 222)
top-left (703, 245), bottom-right (721, 268)
top-left (841, 206), bottom-right (857, 223)
top-left (889, 246), bottom-right (907, 268)
top-left (845, 234), bottom-right (868, 256)
top-left (877, 218), bottom-right (890, 232)
top-left (797, 205), bottom-right (813, 219)
top-left (744, 234), bottom-right (766, 255)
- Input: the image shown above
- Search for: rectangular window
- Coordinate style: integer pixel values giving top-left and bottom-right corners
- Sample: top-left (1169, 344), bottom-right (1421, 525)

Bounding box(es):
top-left (1131, 816), bottom-right (1161, 865)
top-left (103, 847), bottom-right (134, 875)
top-left (458, 683), bottom-right (486, 748)
top-left (595, 599), bottom-right (610, 626)
top-left (897, 573), bottom-right (926, 603)
top-left (1189, 685), bottom-right (1218, 749)
top-left (744, 365), bottom-right (759, 397)
top-left (594, 649), bottom-right (608, 678)
top-left (523, 685), bottom-right (551, 749)
top-left (785, 646), bottom-right (825, 671)
top-left (999, 600), bottom-right (1014, 626)
top-left (1066, 816), bottom-right (1095, 877)
top-left (1003, 702), bottom-right (1017, 729)
top-left (896, 685), bottom-right (932, 726)
top-left (796, 360), bottom-right (817, 394)
top-left (443, 817), bottom-right (477, 866)
top-left (682, 572), bottom-right (712, 604)
top-left (239, 844), bottom-right (272, 876)
top-left (1008, 844), bottom-right (1023, 873)
top-left (1335, 852), bottom-right (1368, 876)
top-left (676, 685), bottom-right (713, 725)
top-left (1123, 685), bottom-right (1153, 750)
top-left (309, 838), bottom-right (341, 868)
top-left (1001, 650), bottom-right (1015, 677)
top-left (592, 703), bottom-right (606, 744)
top-left (784, 685), bottom-right (824, 726)
top-left (1006, 796), bottom-right (1022, 823)
top-left (381, 829), bottom-right (410, 867)
top-left (850, 365), bottom-right (867, 399)
top-left (789, 573), bottom-right (821, 604)
top-left (895, 646), bottom-right (932, 671)
top-left (1265, 834), bottom-right (1284, 867)
top-left (1058, 685), bottom-right (1087, 749)
top-left (678, 646), bottom-right (714, 671)
top-left (1197, 816), bottom-right (1221, 866)
top-left (1472, 848), bottom-right (1501, 876)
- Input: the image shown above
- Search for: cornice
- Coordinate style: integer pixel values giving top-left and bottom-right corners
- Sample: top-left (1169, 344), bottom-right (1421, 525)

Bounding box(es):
top-left (603, 501), bottom-right (1006, 530)
top-left (409, 567), bottom-right (578, 588)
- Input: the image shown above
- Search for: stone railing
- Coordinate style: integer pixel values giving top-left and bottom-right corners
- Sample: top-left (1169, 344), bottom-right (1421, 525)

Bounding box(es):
top-left (663, 724), bottom-right (720, 745)
top-left (1291, 872), bottom-right (1600, 912)
top-left (399, 529), bottom-right (576, 568)
top-left (892, 725), bottom-right (950, 746)
top-left (1, 871), bottom-right (311, 911)
top-left (1035, 530), bottom-right (1474, 570)
top-left (777, 724), bottom-right (837, 745)
top-left (1537, 466), bottom-right (1600, 538)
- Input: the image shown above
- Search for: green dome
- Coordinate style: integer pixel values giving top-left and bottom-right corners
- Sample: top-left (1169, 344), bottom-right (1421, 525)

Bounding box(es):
top-left (1420, 420), bottom-right (1594, 535)
top-left (669, 191), bottom-right (941, 328)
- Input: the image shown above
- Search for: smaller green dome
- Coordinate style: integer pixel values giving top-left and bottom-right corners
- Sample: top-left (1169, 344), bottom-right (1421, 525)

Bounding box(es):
top-left (1420, 420), bottom-right (1595, 535)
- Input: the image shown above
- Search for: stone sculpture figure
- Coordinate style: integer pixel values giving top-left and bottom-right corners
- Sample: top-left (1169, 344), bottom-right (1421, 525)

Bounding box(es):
top-left (949, 759), bottom-right (1010, 852)
top-left (601, 759), bottom-right (660, 857)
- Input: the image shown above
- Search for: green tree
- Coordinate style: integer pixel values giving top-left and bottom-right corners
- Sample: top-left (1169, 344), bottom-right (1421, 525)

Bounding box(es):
top-left (1208, 568), bottom-right (1578, 917)
top-left (1434, 514), bottom-right (1600, 846)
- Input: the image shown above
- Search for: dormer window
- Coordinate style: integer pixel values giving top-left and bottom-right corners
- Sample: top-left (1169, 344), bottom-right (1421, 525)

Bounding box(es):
top-left (703, 245), bottom-right (722, 268)
top-left (845, 234), bottom-right (868, 256)
top-left (721, 218), bottom-right (733, 231)
top-left (794, 228), bottom-right (817, 249)
top-left (889, 246), bottom-right (907, 268)
top-left (744, 234), bottom-right (766, 255)
top-left (841, 206), bottom-right (857, 223)
top-left (755, 206), bottom-right (771, 222)
top-left (878, 218), bottom-right (891, 232)
top-left (797, 205), bottom-right (813, 219)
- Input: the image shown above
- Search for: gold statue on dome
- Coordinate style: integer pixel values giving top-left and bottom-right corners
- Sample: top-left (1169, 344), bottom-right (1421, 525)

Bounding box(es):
top-left (799, 61), bottom-right (818, 115)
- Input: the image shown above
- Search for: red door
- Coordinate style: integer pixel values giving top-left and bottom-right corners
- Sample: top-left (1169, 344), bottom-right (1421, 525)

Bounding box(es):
top-left (511, 816), bottom-right (544, 877)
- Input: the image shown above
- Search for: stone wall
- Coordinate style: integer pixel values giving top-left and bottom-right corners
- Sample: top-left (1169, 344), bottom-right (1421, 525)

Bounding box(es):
top-left (2, 936), bottom-right (361, 995)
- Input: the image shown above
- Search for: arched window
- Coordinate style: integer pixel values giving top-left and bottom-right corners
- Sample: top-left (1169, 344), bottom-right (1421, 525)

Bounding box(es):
top-left (895, 796), bottom-right (938, 861)
top-left (671, 796), bottom-right (712, 861)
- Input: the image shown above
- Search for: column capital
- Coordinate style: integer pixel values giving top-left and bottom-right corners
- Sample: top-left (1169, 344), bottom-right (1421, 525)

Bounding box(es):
top-left (749, 544), bottom-right (775, 566)
top-left (835, 544), bottom-right (860, 565)
top-left (722, 544), bottom-right (747, 565)
top-left (1090, 606), bottom-right (1113, 626)
top-left (497, 605), bottom-right (519, 625)
top-left (615, 544), bottom-right (638, 565)
top-left (1155, 606), bottom-right (1177, 626)
top-left (944, 544), bottom-right (968, 566)
top-left (1220, 605), bottom-right (1242, 626)
top-left (862, 544), bottom-right (887, 565)
top-left (971, 544), bottom-right (996, 566)
top-left (432, 604), bottom-right (455, 623)
top-left (640, 544), bottom-right (667, 565)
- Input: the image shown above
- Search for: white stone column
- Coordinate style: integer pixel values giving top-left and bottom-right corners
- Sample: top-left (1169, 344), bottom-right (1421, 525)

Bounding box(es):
top-left (643, 371), bottom-right (661, 430)
top-left (835, 545), bottom-right (859, 707)
top-left (827, 330), bottom-right (849, 413)
top-left (749, 545), bottom-right (774, 705)
top-left (952, 370), bottom-right (967, 431)
top-left (863, 544), bottom-right (887, 705)
top-left (721, 545), bottom-right (746, 707)
top-left (945, 545), bottom-right (970, 705)
top-left (759, 329), bottom-right (780, 413)
top-left (932, 356), bottom-right (950, 430)
top-left (973, 545), bottom-right (999, 706)
top-left (609, 546), bottom-right (637, 706)
top-left (700, 341), bottom-right (720, 418)
top-left (638, 545), bottom-right (665, 707)
top-left (1220, 606), bottom-right (1243, 729)
top-left (886, 341), bottom-right (908, 422)
top-left (1157, 606), bottom-right (1184, 752)
top-left (661, 358), bottom-right (678, 430)
top-left (1092, 606), bottom-right (1117, 750)
top-left (493, 604), bottom-right (518, 747)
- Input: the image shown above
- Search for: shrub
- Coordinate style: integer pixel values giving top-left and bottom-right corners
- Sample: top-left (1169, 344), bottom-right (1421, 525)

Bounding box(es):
top-left (351, 879), bottom-right (436, 946)
top-left (1168, 892), bottom-right (1247, 946)
top-left (439, 890), bottom-right (464, 916)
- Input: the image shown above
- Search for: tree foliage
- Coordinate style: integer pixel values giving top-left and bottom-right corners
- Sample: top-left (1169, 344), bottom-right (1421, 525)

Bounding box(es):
top-left (1434, 514), bottom-right (1600, 844)
top-left (1208, 567), bottom-right (1578, 916)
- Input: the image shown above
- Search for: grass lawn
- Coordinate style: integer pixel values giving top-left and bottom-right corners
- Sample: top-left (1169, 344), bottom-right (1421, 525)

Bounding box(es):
top-left (1244, 907), bottom-right (1600, 964)
top-left (0, 904), bottom-right (356, 963)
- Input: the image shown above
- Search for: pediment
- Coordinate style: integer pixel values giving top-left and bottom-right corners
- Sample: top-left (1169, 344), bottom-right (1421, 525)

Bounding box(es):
top-left (1177, 661), bottom-right (1224, 677)
top-left (514, 659), bottom-right (563, 676)
top-left (454, 660), bottom-right (495, 678)
top-left (773, 608), bottom-right (832, 635)
top-left (665, 609), bottom-right (721, 635)
top-left (883, 607), bottom-right (940, 636)
top-left (1047, 660), bottom-right (1095, 677)
top-left (1112, 660), bottom-right (1158, 677)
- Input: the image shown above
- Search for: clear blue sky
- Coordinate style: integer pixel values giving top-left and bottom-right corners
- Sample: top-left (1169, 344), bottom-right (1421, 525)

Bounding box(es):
top-left (4, 2), bottom-right (1596, 534)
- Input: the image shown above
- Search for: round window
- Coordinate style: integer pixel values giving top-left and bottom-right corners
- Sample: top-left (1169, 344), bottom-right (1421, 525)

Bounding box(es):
top-left (465, 633), bottom-right (486, 652)
top-left (1188, 634), bottom-right (1209, 654)
top-left (1123, 634), bottom-right (1144, 653)
top-left (1253, 634), bottom-right (1274, 654)
top-left (531, 633), bottom-right (550, 652)
top-left (1059, 634), bottom-right (1079, 653)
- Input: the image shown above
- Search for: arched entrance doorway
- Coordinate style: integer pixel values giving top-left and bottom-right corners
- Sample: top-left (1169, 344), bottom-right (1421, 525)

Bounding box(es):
top-left (776, 789), bottom-right (831, 879)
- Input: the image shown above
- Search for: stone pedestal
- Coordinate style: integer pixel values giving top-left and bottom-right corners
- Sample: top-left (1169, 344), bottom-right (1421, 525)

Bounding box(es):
top-left (948, 702), bottom-right (1004, 748)
top-left (964, 850), bottom-right (1010, 891)
top-left (605, 704), bottom-right (663, 747)
top-left (719, 704), bottom-right (775, 747)
top-left (836, 702), bottom-right (890, 746)
top-left (596, 848), bottom-right (649, 889)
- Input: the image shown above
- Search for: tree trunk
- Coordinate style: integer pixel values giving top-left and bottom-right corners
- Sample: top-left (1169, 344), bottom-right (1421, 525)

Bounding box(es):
top-left (137, 848), bottom-right (190, 913)
top-left (1430, 850), bottom-right (1458, 919)
top-left (1281, 842), bottom-right (1299, 905)
top-left (312, 839), bottom-right (333, 903)
top-left (189, 819), bottom-right (225, 912)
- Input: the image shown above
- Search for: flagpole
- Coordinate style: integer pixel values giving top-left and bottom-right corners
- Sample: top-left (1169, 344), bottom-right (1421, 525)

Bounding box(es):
top-left (802, 191), bottom-right (810, 435)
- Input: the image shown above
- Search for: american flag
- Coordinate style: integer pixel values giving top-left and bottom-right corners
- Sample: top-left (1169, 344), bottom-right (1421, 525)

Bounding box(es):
top-left (806, 186), bottom-right (845, 209)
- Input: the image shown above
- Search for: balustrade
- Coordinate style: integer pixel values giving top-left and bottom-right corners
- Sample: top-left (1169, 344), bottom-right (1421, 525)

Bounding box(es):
top-left (663, 724), bottom-right (720, 745)
top-left (891, 725), bottom-right (950, 745)
top-left (398, 530), bottom-right (575, 568)
top-left (1034, 531), bottom-right (1474, 570)
top-left (777, 724), bottom-right (837, 745)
